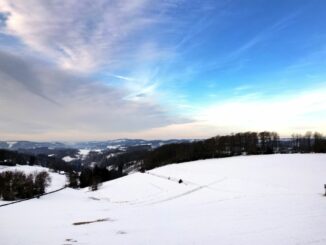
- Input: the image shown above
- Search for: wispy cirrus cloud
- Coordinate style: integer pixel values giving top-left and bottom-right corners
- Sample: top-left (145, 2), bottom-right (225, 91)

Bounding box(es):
top-left (0, 0), bottom-right (198, 140)
top-left (207, 11), bottom-right (301, 72)
top-left (0, 0), bottom-right (218, 104)
top-left (0, 0), bottom-right (183, 72)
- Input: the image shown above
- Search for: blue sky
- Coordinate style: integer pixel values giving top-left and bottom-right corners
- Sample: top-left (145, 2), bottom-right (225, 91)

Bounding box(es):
top-left (0, 0), bottom-right (325, 140)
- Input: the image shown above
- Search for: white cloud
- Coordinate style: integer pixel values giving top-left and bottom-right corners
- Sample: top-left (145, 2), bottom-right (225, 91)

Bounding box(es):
top-left (0, 0), bottom-right (195, 107)
top-left (0, 50), bottom-right (188, 140)
top-left (0, 0), bottom-right (178, 72)
top-left (123, 86), bottom-right (326, 140)
top-left (195, 86), bottom-right (326, 136)
top-left (1, 1), bottom-right (324, 140)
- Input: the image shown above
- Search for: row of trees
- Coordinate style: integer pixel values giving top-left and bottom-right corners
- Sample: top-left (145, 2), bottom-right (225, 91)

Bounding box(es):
top-left (143, 131), bottom-right (326, 170)
top-left (0, 171), bottom-right (51, 201)
top-left (68, 166), bottom-right (124, 190)
top-left (0, 149), bottom-right (81, 173)
top-left (143, 132), bottom-right (278, 170)
top-left (291, 132), bottom-right (326, 153)
top-left (0, 149), bottom-right (36, 166)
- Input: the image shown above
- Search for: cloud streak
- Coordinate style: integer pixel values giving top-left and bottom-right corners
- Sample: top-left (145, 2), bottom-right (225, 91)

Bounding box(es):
top-left (0, 0), bottom-right (181, 72)
top-left (0, 0), bottom-right (198, 140)
top-left (0, 50), bottom-right (189, 140)
top-left (0, 50), bottom-right (59, 105)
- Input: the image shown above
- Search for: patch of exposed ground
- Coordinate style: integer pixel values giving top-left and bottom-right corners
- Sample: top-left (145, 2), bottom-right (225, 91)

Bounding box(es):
top-left (72, 218), bottom-right (112, 226)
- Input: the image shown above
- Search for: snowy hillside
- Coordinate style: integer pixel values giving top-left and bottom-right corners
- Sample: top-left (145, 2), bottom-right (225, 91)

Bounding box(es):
top-left (0, 165), bottom-right (67, 200)
top-left (1, 154), bottom-right (326, 245)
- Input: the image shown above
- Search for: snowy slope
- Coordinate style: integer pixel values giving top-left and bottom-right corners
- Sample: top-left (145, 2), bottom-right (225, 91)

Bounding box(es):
top-left (1, 154), bottom-right (326, 245)
top-left (0, 165), bottom-right (67, 192)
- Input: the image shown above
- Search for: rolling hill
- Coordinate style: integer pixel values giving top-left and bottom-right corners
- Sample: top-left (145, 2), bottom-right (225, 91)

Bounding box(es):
top-left (1, 154), bottom-right (326, 244)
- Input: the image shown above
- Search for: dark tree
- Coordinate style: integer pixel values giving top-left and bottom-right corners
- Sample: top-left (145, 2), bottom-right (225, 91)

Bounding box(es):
top-left (68, 171), bottom-right (79, 188)
top-left (34, 171), bottom-right (51, 195)
top-left (0, 170), bottom-right (51, 201)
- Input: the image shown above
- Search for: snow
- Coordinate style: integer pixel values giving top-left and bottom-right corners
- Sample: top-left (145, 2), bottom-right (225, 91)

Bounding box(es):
top-left (93, 149), bottom-right (102, 153)
top-left (78, 149), bottom-right (102, 159)
top-left (0, 165), bottom-right (67, 193)
top-left (106, 153), bottom-right (117, 159)
top-left (1, 154), bottom-right (326, 245)
top-left (107, 145), bottom-right (120, 149)
top-left (78, 149), bottom-right (91, 160)
top-left (62, 156), bottom-right (77, 162)
top-left (5, 141), bottom-right (17, 148)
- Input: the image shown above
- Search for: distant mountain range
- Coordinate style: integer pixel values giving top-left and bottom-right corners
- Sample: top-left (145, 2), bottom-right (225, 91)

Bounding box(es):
top-left (0, 139), bottom-right (192, 151)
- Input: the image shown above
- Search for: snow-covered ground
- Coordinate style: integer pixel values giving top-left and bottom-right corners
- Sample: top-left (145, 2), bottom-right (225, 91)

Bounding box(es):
top-left (62, 156), bottom-right (77, 162)
top-left (0, 165), bottom-right (67, 205)
top-left (1, 154), bottom-right (326, 245)
top-left (78, 149), bottom-right (102, 160)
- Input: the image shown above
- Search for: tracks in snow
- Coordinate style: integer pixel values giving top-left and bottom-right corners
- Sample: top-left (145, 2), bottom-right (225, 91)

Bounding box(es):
top-left (143, 171), bottom-right (230, 205)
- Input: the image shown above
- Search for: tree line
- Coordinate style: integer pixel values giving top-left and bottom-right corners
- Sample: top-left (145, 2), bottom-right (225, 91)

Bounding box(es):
top-left (0, 149), bottom-right (81, 173)
top-left (67, 165), bottom-right (124, 190)
top-left (143, 131), bottom-right (326, 170)
top-left (0, 171), bottom-right (51, 201)
top-left (291, 132), bottom-right (326, 153)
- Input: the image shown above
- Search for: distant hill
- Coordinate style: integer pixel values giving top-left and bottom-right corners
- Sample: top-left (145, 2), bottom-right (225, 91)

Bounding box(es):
top-left (0, 139), bottom-right (192, 151)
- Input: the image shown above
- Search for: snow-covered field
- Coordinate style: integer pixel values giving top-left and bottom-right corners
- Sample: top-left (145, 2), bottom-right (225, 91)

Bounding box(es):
top-left (1, 154), bottom-right (326, 245)
top-left (0, 165), bottom-right (67, 205)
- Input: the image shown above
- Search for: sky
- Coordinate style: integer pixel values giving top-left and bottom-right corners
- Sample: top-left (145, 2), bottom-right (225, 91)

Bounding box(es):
top-left (0, 0), bottom-right (326, 141)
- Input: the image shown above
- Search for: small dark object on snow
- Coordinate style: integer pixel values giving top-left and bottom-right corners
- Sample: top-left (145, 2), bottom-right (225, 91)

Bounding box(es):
top-left (324, 184), bottom-right (326, 196)
top-left (178, 179), bottom-right (183, 184)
